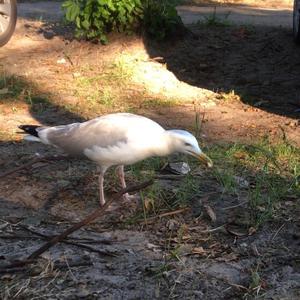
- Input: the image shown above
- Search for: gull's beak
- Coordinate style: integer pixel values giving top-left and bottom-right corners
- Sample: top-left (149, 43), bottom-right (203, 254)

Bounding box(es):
top-left (192, 152), bottom-right (213, 168)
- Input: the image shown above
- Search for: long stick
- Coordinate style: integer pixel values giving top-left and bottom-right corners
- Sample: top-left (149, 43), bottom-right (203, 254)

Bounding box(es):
top-left (28, 180), bottom-right (153, 259)
top-left (0, 180), bottom-right (153, 271)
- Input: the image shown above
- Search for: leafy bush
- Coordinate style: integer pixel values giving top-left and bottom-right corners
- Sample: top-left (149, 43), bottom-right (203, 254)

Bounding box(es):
top-left (142, 0), bottom-right (185, 40)
top-left (62, 0), bottom-right (185, 43)
top-left (62, 0), bottom-right (143, 44)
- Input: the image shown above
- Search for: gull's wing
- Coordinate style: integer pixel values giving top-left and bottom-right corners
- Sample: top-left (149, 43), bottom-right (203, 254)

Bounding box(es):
top-left (36, 113), bottom-right (164, 157)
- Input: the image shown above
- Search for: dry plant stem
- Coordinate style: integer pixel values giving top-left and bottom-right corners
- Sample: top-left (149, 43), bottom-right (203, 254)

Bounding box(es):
top-left (0, 180), bottom-right (153, 272)
top-left (271, 223), bottom-right (285, 241)
top-left (0, 155), bottom-right (68, 178)
top-left (19, 226), bottom-right (117, 257)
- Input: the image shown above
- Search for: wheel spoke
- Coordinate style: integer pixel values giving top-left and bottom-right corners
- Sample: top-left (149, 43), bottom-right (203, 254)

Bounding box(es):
top-left (0, 3), bottom-right (11, 16)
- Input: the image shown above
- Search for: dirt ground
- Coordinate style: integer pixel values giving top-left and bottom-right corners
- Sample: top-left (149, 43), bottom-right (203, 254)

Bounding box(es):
top-left (0, 1), bottom-right (300, 299)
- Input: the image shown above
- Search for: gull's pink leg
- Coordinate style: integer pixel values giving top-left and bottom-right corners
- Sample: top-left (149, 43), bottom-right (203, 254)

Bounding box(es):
top-left (97, 166), bottom-right (107, 206)
top-left (116, 165), bottom-right (126, 189)
top-left (98, 172), bottom-right (105, 206)
top-left (116, 165), bottom-right (130, 201)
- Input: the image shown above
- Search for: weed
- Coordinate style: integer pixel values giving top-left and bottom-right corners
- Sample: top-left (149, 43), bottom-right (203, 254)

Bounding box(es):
top-left (243, 263), bottom-right (264, 299)
top-left (198, 7), bottom-right (231, 27)
top-left (213, 167), bottom-right (237, 194)
top-left (144, 262), bottom-right (174, 278)
top-left (0, 74), bottom-right (26, 101)
top-left (99, 87), bottom-right (115, 107)
top-left (193, 109), bottom-right (204, 139)
top-left (219, 90), bottom-right (241, 102)
top-left (111, 55), bottom-right (135, 81)
top-left (173, 174), bottom-right (202, 206)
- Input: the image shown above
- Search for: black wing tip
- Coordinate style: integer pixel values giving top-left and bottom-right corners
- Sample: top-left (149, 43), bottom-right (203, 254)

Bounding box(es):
top-left (18, 125), bottom-right (41, 137)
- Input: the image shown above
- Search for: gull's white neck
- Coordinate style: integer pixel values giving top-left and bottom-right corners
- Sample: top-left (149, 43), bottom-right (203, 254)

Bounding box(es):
top-left (152, 130), bottom-right (181, 157)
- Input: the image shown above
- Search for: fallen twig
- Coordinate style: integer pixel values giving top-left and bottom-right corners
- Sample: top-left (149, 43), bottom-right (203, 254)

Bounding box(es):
top-left (0, 180), bottom-right (153, 272)
top-left (138, 207), bottom-right (190, 224)
top-left (18, 226), bottom-right (118, 257)
top-left (0, 155), bottom-right (68, 179)
top-left (199, 225), bottom-right (226, 233)
top-left (271, 223), bottom-right (285, 241)
top-left (222, 201), bottom-right (248, 210)
top-left (154, 174), bottom-right (186, 180)
top-left (20, 225), bottom-right (114, 244)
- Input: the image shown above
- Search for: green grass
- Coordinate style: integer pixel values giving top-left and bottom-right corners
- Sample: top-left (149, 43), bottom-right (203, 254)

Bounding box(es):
top-left (207, 139), bottom-right (299, 227)
top-left (125, 138), bottom-right (299, 228)
top-left (72, 56), bottom-right (137, 111)
top-left (110, 55), bottom-right (135, 81)
top-left (0, 74), bottom-right (51, 112)
top-left (140, 98), bottom-right (179, 109)
top-left (0, 75), bottom-right (27, 101)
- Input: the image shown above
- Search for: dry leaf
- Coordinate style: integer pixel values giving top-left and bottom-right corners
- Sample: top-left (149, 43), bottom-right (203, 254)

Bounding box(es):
top-left (215, 252), bottom-right (238, 262)
top-left (226, 225), bottom-right (248, 237)
top-left (204, 205), bottom-right (217, 222)
top-left (192, 247), bottom-right (206, 255)
top-left (143, 197), bottom-right (153, 211)
top-left (248, 227), bottom-right (256, 235)
top-left (233, 151), bottom-right (247, 160)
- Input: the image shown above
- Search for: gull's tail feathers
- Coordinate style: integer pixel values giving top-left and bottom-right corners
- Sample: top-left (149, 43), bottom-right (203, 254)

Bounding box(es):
top-left (18, 125), bottom-right (42, 142)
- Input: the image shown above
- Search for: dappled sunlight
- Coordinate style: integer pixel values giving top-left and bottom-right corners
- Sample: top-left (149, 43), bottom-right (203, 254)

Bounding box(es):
top-left (0, 4), bottom-right (299, 149)
top-left (0, 3), bottom-right (300, 298)
top-left (115, 51), bottom-right (216, 104)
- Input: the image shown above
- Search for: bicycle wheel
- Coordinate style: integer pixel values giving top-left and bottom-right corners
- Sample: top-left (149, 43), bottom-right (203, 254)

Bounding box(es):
top-left (293, 0), bottom-right (300, 44)
top-left (0, 0), bottom-right (17, 47)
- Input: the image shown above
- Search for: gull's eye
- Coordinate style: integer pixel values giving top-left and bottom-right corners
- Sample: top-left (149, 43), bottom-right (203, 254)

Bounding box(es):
top-left (184, 142), bottom-right (191, 147)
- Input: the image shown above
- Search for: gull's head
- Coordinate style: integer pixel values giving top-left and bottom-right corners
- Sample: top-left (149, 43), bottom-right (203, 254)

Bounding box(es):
top-left (167, 130), bottom-right (213, 168)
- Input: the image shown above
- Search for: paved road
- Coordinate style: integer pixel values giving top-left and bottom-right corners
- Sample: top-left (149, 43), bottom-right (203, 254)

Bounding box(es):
top-left (18, 1), bottom-right (63, 21)
top-left (18, 1), bottom-right (292, 28)
top-left (177, 5), bottom-right (292, 28)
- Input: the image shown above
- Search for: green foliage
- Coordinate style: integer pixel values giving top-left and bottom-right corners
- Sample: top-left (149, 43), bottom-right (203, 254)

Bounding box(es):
top-left (142, 0), bottom-right (185, 40)
top-left (62, 0), bottom-right (185, 43)
top-left (62, 0), bottom-right (143, 44)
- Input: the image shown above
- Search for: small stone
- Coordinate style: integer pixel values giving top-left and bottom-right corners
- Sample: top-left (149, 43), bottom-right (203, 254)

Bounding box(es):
top-left (57, 58), bottom-right (66, 64)
top-left (167, 162), bottom-right (191, 175)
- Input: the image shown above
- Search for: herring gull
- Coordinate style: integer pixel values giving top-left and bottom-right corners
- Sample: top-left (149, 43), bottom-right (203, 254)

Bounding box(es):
top-left (19, 113), bottom-right (213, 205)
